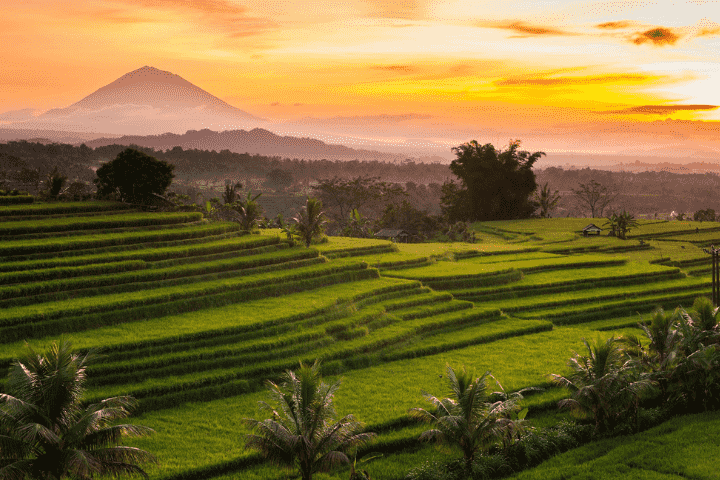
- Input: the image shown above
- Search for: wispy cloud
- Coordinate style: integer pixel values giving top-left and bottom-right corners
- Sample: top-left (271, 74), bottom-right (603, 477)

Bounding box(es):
top-left (604, 104), bottom-right (719, 115)
top-left (495, 73), bottom-right (655, 87)
top-left (370, 64), bottom-right (418, 73)
top-left (631, 27), bottom-right (680, 46)
top-left (595, 20), bottom-right (635, 30)
top-left (100, 0), bottom-right (278, 37)
top-left (478, 21), bottom-right (577, 37)
top-left (363, 0), bottom-right (423, 20)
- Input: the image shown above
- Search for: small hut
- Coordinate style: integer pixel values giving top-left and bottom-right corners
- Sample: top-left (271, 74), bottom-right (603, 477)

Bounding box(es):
top-left (374, 229), bottom-right (410, 243)
top-left (582, 224), bottom-right (602, 237)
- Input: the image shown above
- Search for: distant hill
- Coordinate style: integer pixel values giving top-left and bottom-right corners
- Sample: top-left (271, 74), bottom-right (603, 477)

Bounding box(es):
top-left (81, 128), bottom-right (407, 161)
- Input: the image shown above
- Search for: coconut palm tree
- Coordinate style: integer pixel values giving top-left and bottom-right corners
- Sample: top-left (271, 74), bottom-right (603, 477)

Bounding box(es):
top-left (409, 364), bottom-right (525, 472)
top-left (244, 361), bottom-right (375, 480)
top-left (533, 183), bottom-right (561, 218)
top-left (222, 181), bottom-right (242, 204)
top-left (293, 198), bottom-right (327, 248)
top-left (615, 210), bottom-right (639, 239)
top-left (0, 340), bottom-right (155, 480)
top-left (550, 336), bottom-right (655, 433)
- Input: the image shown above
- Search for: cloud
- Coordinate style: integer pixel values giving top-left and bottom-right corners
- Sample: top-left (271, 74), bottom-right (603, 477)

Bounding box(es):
top-left (595, 21), bottom-right (634, 30)
top-left (695, 18), bottom-right (720, 37)
top-left (363, 0), bottom-right (423, 19)
top-left (93, 8), bottom-right (151, 24)
top-left (495, 73), bottom-right (655, 87)
top-left (293, 103), bottom-right (303, 107)
top-left (103, 0), bottom-right (278, 38)
top-left (604, 105), bottom-right (719, 115)
top-left (370, 64), bottom-right (418, 73)
top-left (270, 102), bottom-right (281, 107)
top-left (631, 27), bottom-right (680, 46)
top-left (479, 21), bottom-right (576, 37)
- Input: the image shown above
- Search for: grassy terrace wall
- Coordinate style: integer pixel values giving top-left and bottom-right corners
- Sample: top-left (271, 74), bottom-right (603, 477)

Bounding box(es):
top-left (0, 205), bottom-right (716, 480)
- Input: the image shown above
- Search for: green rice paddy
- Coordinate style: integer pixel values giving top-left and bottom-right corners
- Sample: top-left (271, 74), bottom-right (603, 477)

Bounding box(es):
top-left (1, 203), bottom-right (717, 480)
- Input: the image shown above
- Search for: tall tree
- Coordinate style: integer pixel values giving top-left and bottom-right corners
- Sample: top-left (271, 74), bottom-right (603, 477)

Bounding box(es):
top-left (533, 182), bottom-right (561, 218)
top-left (293, 197), bottom-right (327, 247)
top-left (95, 148), bottom-right (174, 203)
top-left (244, 361), bottom-right (375, 480)
top-left (441, 140), bottom-right (544, 222)
top-left (0, 340), bottom-right (155, 479)
top-left (572, 180), bottom-right (617, 218)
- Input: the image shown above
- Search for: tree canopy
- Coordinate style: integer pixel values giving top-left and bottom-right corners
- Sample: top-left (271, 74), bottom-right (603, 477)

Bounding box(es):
top-left (441, 140), bottom-right (544, 222)
top-left (95, 148), bottom-right (174, 203)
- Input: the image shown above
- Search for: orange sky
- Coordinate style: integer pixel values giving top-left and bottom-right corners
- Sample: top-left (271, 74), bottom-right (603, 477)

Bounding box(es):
top-left (2, 0), bottom-right (720, 152)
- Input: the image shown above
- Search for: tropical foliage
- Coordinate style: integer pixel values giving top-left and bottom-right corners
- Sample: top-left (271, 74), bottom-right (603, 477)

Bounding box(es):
top-left (441, 140), bottom-right (544, 222)
top-left (409, 364), bottom-right (526, 471)
top-left (293, 197), bottom-right (327, 248)
top-left (0, 339), bottom-right (155, 480)
top-left (243, 360), bottom-right (375, 480)
top-left (550, 337), bottom-right (655, 433)
top-left (533, 183), bottom-right (561, 218)
top-left (95, 148), bottom-right (175, 203)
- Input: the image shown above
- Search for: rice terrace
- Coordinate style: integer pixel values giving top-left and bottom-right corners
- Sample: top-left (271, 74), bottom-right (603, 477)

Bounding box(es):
top-left (1, 198), bottom-right (719, 479)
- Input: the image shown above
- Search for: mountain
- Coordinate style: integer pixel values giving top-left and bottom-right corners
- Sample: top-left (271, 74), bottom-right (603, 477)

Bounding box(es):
top-left (81, 128), bottom-right (407, 161)
top-left (43, 66), bottom-right (260, 120)
top-left (2, 66), bottom-right (264, 136)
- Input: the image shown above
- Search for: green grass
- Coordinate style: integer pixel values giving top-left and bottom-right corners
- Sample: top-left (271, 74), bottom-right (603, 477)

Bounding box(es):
top-left (1, 211), bottom-right (718, 480)
top-left (452, 262), bottom-right (680, 299)
top-left (384, 254), bottom-right (626, 281)
top-left (0, 276), bottom-right (415, 360)
top-left (508, 410), bottom-right (720, 480)
top-left (0, 235), bottom-right (281, 273)
top-left (0, 211), bottom-right (202, 236)
top-left (0, 222), bottom-right (239, 256)
top-left (0, 201), bottom-right (133, 216)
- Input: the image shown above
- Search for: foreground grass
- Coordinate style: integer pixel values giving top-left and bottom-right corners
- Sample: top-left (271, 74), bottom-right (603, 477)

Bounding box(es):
top-left (509, 410), bottom-right (720, 480)
top-left (124, 326), bottom-right (622, 478)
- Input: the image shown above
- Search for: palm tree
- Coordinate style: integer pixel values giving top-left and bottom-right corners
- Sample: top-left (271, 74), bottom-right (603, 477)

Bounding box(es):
top-left (231, 190), bottom-right (263, 232)
top-left (222, 181), bottom-right (242, 204)
top-left (244, 361), bottom-right (375, 480)
top-left (409, 364), bottom-right (525, 472)
top-left (550, 337), bottom-right (655, 433)
top-left (615, 210), bottom-right (639, 239)
top-left (0, 340), bottom-right (155, 480)
top-left (293, 198), bottom-right (327, 248)
top-left (533, 183), bottom-right (561, 218)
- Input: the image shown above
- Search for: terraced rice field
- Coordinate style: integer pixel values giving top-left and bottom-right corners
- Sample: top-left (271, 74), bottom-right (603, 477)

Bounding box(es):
top-left (0, 205), bottom-right (715, 479)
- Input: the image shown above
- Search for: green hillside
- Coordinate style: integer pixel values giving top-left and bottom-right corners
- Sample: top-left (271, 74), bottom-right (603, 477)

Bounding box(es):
top-left (0, 205), bottom-right (716, 479)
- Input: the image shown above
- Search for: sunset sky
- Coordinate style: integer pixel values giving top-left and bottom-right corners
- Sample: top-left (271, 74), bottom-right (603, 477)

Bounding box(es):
top-left (2, 0), bottom-right (720, 154)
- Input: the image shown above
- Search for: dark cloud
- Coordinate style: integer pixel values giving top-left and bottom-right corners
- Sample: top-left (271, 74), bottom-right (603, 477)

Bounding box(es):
top-left (293, 103), bottom-right (303, 107)
top-left (631, 27), bottom-right (680, 46)
top-left (604, 105), bottom-right (719, 115)
top-left (495, 73), bottom-right (652, 87)
top-left (595, 21), bottom-right (634, 29)
top-left (270, 102), bottom-right (281, 106)
top-left (480, 21), bottom-right (576, 37)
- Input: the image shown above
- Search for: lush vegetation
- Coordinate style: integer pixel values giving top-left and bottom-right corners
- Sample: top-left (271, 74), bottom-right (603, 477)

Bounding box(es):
top-left (0, 203), bottom-right (718, 480)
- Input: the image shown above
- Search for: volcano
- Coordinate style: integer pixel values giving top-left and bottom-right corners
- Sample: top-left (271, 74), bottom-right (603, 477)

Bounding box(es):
top-left (16, 66), bottom-right (265, 135)
top-left (44, 66), bottom-right (260, 119)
